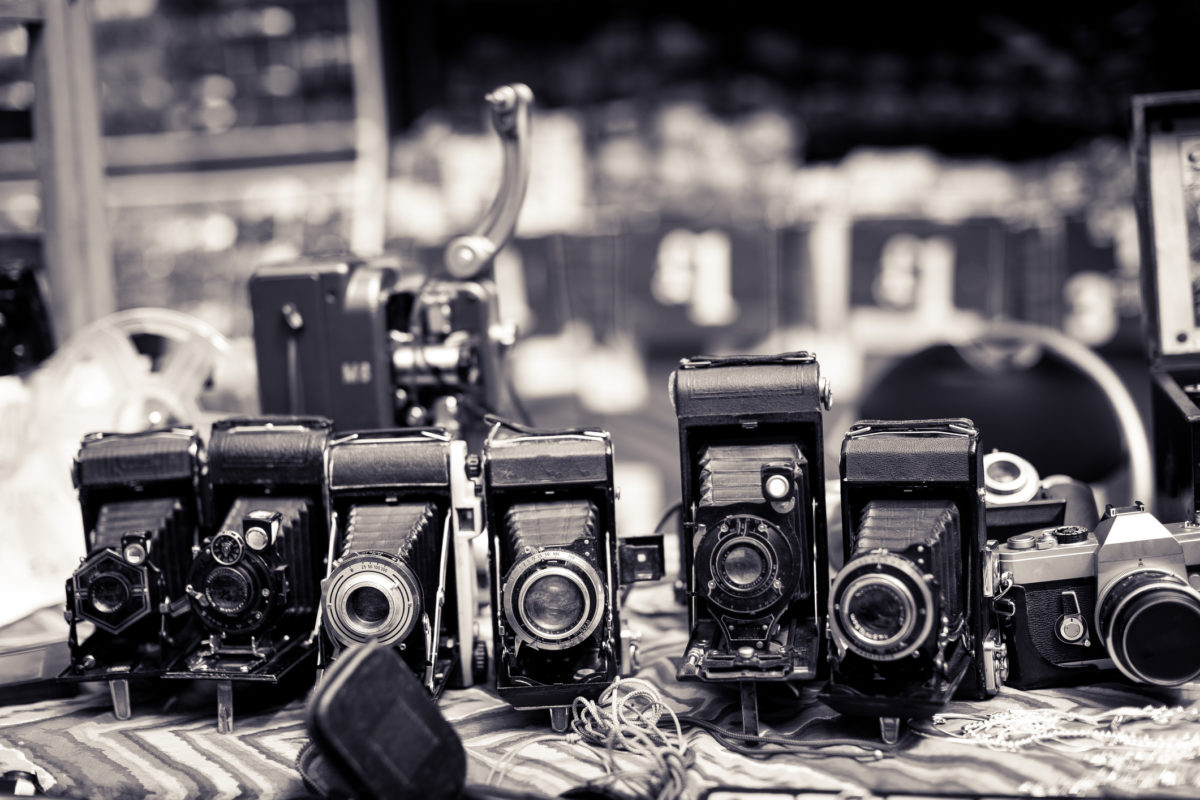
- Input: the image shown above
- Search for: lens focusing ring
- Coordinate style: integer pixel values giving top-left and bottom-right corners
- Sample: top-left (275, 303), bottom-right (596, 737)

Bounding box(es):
top-left (1098, 569), bottom-right (1200, 686)
top-left (830, 551), bottom-right (936, 662)
top-left (502, 549), bottom-right (605, 651)
top-left (839, 573), bottom-right (918, 650)
top-left (322, 552), bottom-right (422, 648)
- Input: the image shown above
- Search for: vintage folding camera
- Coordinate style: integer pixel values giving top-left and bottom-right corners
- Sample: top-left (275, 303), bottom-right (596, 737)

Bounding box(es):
top-left (671, 352), bottom-right (831, 734)
top-left (319, 428), bottom-right (483, 695)
top-left (249, 84), bottom-right (531, 448)
top-left (62, 427), bottom-right (203, 718)
top-left (484, 425), bottom-right (661, 730)
top-left (823, 419), bottom-right (1005, 743)
top-left (1134, 91), bottom-right (1200, 523)
top-left (166, 416), bottom-right (332, 730)
top-left (996, 501), bottom-right (1200, 689)
top-left (982, 450), bottom-right (1098, 541)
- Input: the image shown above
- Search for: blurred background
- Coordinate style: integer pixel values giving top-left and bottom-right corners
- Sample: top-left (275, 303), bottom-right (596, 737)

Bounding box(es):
top-left (0, 1), bottom-right (1192, 617)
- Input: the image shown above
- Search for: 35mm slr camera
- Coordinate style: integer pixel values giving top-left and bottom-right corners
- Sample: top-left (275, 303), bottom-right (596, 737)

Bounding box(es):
top-left (672, 352), bottom-right (831, 734)
top-left (823, 419), bottom-right (1005, 743)
top-left (167, 416), bottom-right (332, 730)
top-left (997, 502), bottom-right (1200, 689)
top-left (320, 428), bottom-right (482, 695)
top-left (484, 425), bottom-right (659, 730)
top-left (64, 427), bottom-right (204, 719)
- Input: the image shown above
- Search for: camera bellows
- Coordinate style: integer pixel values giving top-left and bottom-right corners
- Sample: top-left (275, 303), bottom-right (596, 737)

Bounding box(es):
top-left (343, 503), bottom-right (438, 559)
top-left (854, 500), bottom-right (963, 620)
top-left (699, 444), bottom-right (802, 506)
top-left (94, 497), bottom-right (191, 599)
top-left (504, 501), bottom-right (598, 557)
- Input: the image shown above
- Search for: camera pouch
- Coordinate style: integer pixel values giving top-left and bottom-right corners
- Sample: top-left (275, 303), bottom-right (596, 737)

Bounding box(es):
top-left (302, 640), bottom-right (466, 800)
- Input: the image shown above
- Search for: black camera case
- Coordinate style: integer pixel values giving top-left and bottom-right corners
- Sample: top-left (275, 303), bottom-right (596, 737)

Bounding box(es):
top-left (64, 428), bottom-right (203, 686)
top-left (320, 428), bottom-right (470, 695)
top-left (169, 416), bottom-right (332, 683)
top-left (484, 426), bottom-right (621, 722)
top-left (672, 352), bottom-right (829, 689)
top-left (824, 419), bottom-right (1001, 731)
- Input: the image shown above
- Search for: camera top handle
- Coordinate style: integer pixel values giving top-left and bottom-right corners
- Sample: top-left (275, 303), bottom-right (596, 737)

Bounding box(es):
top-left (443, 84), bottom-right (533, 279)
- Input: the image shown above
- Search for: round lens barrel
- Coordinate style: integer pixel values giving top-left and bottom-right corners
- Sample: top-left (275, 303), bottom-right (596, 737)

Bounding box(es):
top-left (1102, 571), bottom-right (1200, 686)
top-left (846, 580), bottom-right (911, 643)
top-left (348, 585), bottom-right (390, 626)
top-left (721, 544), bottom-right (765, 588)
top-left (205, 567), bottom-right (253, 615)
top-left (90, 574), bottom-right (131, 615)
top-left (522, 573), bottom-right (586, 634)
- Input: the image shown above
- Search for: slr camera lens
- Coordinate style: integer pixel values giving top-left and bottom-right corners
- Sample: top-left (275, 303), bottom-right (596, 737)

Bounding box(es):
top-left (1098, 570), bottom-right (1200, 685)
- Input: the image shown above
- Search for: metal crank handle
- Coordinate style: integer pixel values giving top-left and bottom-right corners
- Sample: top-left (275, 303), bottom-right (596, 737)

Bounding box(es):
top-left (444, 83), bottom-right (533, 279)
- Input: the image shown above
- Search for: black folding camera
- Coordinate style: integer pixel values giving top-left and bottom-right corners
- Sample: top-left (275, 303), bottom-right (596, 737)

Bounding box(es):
top-left (1134, 91), bottom-right (1200, 523)
top-left (484, 425), bottom-right (659, 730)
top-left (166, 416), bottom-right (332, 730)
top-left (249, 84), bottom-right (531, 448)
top-left (996, 502), bottom-right (1200, 689)
top-left (63, 428), bottom-right (203, 718)
top-left (823, 419), bottom-right (1005, 743)
top-left (982, 450), bottom-right (1098, 542)
top-left (320, 428), bottom-right (483, 695)
top-left (672, 352), bottom-right (831, 735)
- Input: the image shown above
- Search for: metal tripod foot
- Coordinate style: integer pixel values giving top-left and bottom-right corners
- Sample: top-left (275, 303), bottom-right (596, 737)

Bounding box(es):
top-left (109, 679), bottom-right (131, 720)
top-left (879, 716), bottom-right (902, 744)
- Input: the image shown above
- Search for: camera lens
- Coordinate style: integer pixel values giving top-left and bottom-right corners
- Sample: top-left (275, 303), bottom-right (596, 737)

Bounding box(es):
top-left (522, 573), bottom-right (586, 634)
top-left (830, 551), bottom-right (934, 661)
top-left (348, 585), bottom-right (390, 626)
top-left (1099, 570), bottom-right (1200, 685)
top-left (840, 573), bottom-right (917, 650)
top-left (721, 543), bottom-right (765, 587)
top-left (322, 553), bottom-right (422, 647)
top-left (205, 567), bottom-right (253, 615)
top-left (90, 574), bottom-right (130, 615)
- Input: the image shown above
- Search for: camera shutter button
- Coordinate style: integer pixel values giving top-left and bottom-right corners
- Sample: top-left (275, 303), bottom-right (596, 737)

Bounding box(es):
top-left (1007, 533), bottom-right (1037, 550)
top-left (1036, 532), bottom-right (1057, 550)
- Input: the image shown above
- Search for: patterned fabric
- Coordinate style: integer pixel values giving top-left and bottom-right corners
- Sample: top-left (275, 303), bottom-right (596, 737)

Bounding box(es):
top-left (0, 589), bottom-right (1191, 799)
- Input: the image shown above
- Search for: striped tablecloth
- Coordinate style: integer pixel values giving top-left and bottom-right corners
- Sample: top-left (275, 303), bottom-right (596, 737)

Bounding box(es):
top-left (0, 588), bottom-right (1195, 800)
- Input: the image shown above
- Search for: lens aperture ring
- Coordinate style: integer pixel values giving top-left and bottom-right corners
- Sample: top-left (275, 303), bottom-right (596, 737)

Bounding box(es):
top-left (502, 548), bottom-right (606, 651)
top-left (322, 551), bottom-right (423, 648)
top-left (1097, 569), bottom-right (1200, 686)
top-left (830, 551), bottom-right (937, 662)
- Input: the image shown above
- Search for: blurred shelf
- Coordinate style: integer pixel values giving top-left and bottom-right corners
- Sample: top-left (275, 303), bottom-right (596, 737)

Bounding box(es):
top-left (0, 0), bottom-right (43, 23)
top-left (0, 120), bottom-right (356, 179)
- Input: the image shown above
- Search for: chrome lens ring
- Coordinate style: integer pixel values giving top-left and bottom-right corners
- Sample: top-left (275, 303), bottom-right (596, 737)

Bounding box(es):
top-left (502, 549), bottom-right (605, 651)
top-left (830, 551), bottom-right (936, 662)
top-left (1098, 569), bottom-right (1200, 686)
top-left (322, 552), bottom-right (421, 648)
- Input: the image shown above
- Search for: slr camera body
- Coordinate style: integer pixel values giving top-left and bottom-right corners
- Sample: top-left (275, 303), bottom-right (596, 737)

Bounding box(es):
top-left (249, 258), bottom-right (511, 448)
top-left (672, 352), bottom-right (830, 731)
top-left (484, 426), bottom-right (624, 729)
top-left (824, 419), bottom-right (1005, 742)
top-left (320, 428), bottom-right (481, 695)
top-left (997, 502), bottom-right (1200, 689)
top-left (64, 427), bottom-right (203, 717)
top-left (172, 416), bottom-right (332, 682)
